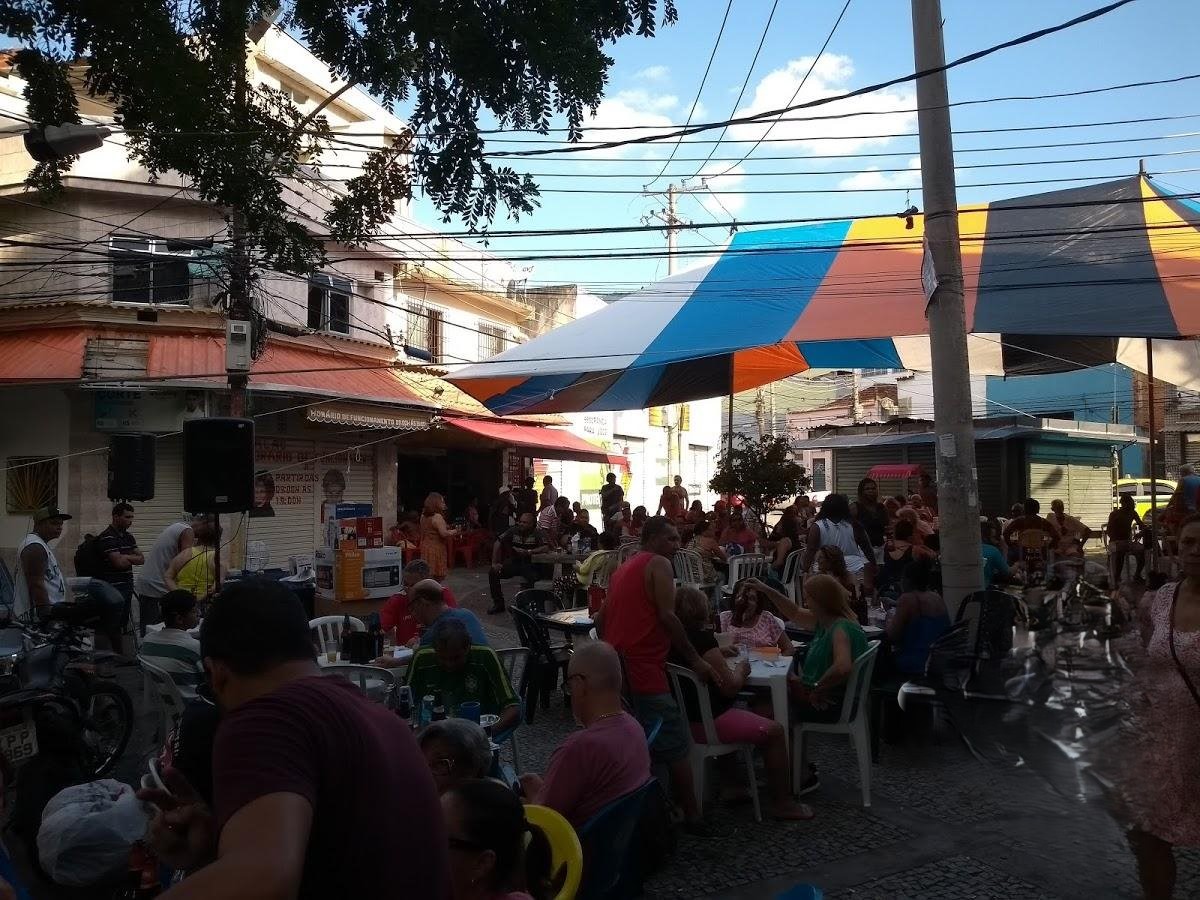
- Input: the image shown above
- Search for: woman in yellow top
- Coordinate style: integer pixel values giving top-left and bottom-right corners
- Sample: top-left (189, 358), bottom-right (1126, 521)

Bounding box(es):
top-left (165, 516), bottom-right (224, 599)
top-left (419, 492), bottom-right (460, 580)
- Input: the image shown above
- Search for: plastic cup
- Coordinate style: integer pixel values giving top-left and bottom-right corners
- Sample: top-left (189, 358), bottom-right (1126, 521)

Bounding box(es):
top-left (324, 640), bottom-right (338, 664)
top-left (479, 713), bottom-right (500, 736)
top-left (457, 701), bottom-right (482, 723)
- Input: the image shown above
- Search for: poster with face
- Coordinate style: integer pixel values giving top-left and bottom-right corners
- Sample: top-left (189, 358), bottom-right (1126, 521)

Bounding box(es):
top-left (250, 471), bottom-right (276, 518)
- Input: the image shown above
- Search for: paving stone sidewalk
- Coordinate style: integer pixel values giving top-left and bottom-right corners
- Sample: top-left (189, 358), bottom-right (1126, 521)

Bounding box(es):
top-left (452, 567), bottom-right (1200, 900)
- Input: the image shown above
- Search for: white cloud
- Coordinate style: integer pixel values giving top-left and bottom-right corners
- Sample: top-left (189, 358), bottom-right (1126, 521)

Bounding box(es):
top-left (579, 89), bottom-right (680, 157)
top-left (838, 156), bottom-right (921, 192)
top-left (635, 64), bottom-right (670, 82)
top-left (728, 54), bottom-right (916, 156)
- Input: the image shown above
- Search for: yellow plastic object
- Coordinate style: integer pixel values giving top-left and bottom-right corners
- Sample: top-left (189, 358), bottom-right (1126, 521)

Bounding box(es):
top-left (523, 804), bottom-right (583, 900)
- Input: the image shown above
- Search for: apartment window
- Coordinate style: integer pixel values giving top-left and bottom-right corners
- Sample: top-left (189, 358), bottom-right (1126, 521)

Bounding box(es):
top-left (6, 456), bottom-right (57, 514)
top-left (110, 237), bottom-right (196, 304)
top-left (307, 274), bottom-right (352, 335)
top-left (407, 303), bottom-right (443, 362)
top-left (477, 323), bottom-right (507, 359)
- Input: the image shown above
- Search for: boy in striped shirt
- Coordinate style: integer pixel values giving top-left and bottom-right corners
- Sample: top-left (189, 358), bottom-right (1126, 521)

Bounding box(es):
top-left (140, 590), bottom-right (204, 698)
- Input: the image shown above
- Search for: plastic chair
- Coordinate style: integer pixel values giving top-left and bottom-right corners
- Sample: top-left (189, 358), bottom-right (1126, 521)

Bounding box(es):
top-left (137, 655), bottom-right (189, 744)
top-left (524, 804), bottom-right (584, 900)
top-left (791, 640), bottom-right (880, 808)
top-left (510, 606), bottom-right (571, 723)
top-left (577, 780), bottom-right (658, 900)
top-left (666, 663), bottom-right (762, 822)
top-left (323, 663), bottom-right (396, 705)
top-left (617, 541), bottom-right (639, 564)
top-left (723, 553), bottom-right (771, 600)
top-left (495, 647), bottom-right (530, 774)
top-left (671, 549), bottom-right (705, 588)
top-left (779, 549), bottom-right (805, 602)
top-left (309, 615), bottom-right (365, 652)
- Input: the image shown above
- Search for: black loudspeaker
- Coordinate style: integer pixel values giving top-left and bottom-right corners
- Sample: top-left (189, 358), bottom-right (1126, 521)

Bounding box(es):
top-left (108, 434), bottom-right (156, 502)
top-left (183, 418), bottom-right (255, 513)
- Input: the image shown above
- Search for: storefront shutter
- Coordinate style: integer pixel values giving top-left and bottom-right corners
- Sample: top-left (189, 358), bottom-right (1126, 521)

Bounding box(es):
top-left (129, 434), bottom-right (187, 555)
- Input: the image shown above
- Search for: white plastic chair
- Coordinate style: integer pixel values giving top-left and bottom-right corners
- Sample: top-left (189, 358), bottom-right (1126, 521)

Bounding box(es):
top-left (666, 663), bottom-right (762, 823)
top-left (323, 663), bottom-right (396, 704)
top-left (779, 549), bottom-right (805, 603)
top-left (309, 615), bottom-right (365, 652)
top-left (137, 655), bottom-right (189, 744)
top-left (672, 549), bottom-right (705, 588)
top-left (792, 640), bottom-right (880, 808)
top-left (496, 647), bottom-right (530, 775)
top-left (723, 553), bottom-right (771, 598)
top-left (617, 541), bottom-right (640, 564)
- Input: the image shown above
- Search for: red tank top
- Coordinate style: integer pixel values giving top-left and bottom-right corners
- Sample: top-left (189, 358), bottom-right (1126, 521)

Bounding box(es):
top-left (604, 551), bottom-right (671, 695)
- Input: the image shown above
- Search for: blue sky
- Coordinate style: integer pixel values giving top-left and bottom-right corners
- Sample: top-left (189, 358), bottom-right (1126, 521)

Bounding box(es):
top-left (409, 0), bottom-right (1200, 293)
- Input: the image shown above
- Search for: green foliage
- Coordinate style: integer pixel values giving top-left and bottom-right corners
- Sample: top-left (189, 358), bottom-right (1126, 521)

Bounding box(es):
top-left (0, 0), bottom-right (677, 275)
top-left (710, 433), bottom-right (809, 524)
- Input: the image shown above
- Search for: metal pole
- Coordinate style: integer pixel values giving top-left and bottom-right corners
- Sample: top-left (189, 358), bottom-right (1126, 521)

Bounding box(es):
top-left (911, 0), bottom-right (982, 615)
top-left (665, 184), bottom-right (678, 277)
top-left (1146, 337), bottom-right (1159, 571)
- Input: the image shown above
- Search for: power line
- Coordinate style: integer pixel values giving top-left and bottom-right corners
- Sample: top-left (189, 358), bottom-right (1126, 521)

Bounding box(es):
top-left (479, 0), bottom-right (1141, 158)
top-left (686, 0), bottom-right (781, 179)
top-left (712, 0), bottom-right (853, 179)
top-left (644, 0), bottom-right (736, 189)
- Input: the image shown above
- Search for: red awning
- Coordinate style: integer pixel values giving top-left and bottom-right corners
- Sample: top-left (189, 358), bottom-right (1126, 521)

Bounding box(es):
top-left (0, 328), bottom-right (88, 382)
top-left (867, 463), bottom-right (925, 480)
top-left (146, 334), bottom-right (432, 408)
top-left (441, 417), bottom-right (628, 467)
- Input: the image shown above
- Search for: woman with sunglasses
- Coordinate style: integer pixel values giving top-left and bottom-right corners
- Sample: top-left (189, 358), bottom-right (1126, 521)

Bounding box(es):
top-left (442, 778), bottom-right (553, 900)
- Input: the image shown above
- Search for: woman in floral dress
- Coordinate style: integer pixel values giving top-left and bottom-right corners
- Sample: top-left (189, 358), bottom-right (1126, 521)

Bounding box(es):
top-left (1121, 515), bottom-right (1200, 899)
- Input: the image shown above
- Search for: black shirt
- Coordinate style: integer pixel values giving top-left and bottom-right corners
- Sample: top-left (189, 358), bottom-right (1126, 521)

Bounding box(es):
top-left (855, 501), bottom-right (889, 547)
top-left (571, 523), bottom-right (601, 553)
top-left (600, 482), bottom-right (624, 516)
top-left (514, 488), bottom-right (538, 516)
top-left (671, 627), bottom-right (733, 722)
top-left (95, 525), bottom-right (138, 595)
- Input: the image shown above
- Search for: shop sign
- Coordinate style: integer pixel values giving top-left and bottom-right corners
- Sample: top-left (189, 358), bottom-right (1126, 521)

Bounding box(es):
top-left (94, 390), bottom-right (207, 433)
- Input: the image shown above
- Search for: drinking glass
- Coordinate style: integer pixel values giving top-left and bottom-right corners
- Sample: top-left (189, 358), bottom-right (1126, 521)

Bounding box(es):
top-left (324, 640), bottom-right (338, 664)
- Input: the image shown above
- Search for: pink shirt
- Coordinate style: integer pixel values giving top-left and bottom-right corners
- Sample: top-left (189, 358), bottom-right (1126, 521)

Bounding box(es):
top-left (719, 610), bottom-right (786, 650)
top-left (534, 712), bottom-right (650, 827)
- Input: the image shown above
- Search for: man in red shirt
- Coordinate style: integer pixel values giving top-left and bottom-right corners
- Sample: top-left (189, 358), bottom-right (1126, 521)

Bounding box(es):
top-left (379, 559), bottom-right (458, 646)
top-left (596, 517), bottom-right (713, 832)
top-left (138, 579), bottom-right (448, 898)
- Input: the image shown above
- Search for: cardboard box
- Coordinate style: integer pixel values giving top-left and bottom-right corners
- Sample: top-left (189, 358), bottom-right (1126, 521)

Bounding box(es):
top-left (314, 546), bottom-right (401, 602)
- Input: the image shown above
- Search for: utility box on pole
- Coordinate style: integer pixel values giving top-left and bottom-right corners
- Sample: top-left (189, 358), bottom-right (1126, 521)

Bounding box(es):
top-left (226, 320), bottom-right (252, 373)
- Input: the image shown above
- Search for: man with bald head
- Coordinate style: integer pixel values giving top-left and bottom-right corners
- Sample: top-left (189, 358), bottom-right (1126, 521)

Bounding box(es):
top-left (519, 641), bottom-right (651, 826)
top-left (410, 578), bottom-right (489, 648)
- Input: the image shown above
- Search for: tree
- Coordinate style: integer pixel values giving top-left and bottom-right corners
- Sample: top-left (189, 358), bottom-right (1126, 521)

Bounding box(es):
top-left (0, 0), bottom-right (677, 277)
top-left (709, 433), bottom-right (809, 528)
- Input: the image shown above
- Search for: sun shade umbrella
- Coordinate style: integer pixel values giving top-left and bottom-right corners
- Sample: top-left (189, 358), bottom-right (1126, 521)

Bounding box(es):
top-left (449, 175), bottom-right (1200, 415)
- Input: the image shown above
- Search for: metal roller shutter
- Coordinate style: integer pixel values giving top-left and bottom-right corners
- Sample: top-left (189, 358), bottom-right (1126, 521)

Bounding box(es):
top-left (1028, 441), bottom-right (1113, 532)
top-left (129, 434), bottom-right (187, 557)
top-left (616, 435), bottom-right (646, 509)
top-left (833, 447), bottom-right (879, 495)
top-left (1067, 460), bottom-right (1115, 532)
top-left (974, 442), bottom-right (1005, 517)
top-left (247, 437), bottom-right (376, 571)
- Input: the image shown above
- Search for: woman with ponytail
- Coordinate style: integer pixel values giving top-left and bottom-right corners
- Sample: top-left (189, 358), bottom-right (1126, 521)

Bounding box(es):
top-left (442, 779), bottom-right (553, 900)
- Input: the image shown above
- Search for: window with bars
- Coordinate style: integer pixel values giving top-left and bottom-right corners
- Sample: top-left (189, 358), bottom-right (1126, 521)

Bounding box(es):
top-left (407, 303), bottom-right (443, 362)
top-left (110, 237), bottom-right (198, 304)
top-left (307, 274), bottom-right (352, 335)
top-left (6, 456), bottom-right (58, 514)
top-left (477, 323), bottom-right (507, 359)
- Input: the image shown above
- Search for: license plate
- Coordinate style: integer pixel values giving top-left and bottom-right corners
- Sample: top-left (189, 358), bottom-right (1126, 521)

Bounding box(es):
top-left (0, 721), bottom-right (37, 764)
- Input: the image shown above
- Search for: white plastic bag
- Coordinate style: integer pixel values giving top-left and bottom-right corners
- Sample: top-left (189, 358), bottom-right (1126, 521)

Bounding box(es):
top-left (37, 779), bottom-right (149, 886)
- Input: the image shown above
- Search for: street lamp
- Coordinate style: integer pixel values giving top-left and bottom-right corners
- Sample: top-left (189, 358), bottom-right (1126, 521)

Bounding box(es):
top-left (22, 123), bottom-right (113, 162)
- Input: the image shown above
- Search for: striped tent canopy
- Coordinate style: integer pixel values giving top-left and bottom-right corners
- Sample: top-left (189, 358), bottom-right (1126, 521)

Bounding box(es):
top-left (450, 176), bottom-right (1200, 415)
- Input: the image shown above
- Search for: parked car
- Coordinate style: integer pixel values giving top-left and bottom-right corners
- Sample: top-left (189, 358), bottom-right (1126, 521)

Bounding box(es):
top-left (1113, 476), bottom-right (1177, 521)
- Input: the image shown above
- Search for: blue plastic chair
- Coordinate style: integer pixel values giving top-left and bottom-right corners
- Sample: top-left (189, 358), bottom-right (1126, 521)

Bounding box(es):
top-left (577, 779), bottom-right (659, 900)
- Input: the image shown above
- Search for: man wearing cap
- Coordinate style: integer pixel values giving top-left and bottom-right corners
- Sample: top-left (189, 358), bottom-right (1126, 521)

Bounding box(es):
top-left (14, 505), bottom-right (125, 650)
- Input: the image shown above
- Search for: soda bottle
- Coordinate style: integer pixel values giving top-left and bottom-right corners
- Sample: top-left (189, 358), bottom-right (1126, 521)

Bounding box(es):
top-left (340, 614), bottom-right (353, 658)
top-left (420, 694), bottom-right (435, 727)
top-left (396, 685), bottom-right (413, 724)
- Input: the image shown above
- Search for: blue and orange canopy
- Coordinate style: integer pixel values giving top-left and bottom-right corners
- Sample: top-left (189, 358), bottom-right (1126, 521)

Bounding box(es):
top-left (450, 176), bottom-right (1200, 415)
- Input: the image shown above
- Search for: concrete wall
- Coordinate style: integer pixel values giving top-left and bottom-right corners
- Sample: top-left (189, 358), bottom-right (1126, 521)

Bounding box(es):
top-left (0, 387), bottom-right (72, 565)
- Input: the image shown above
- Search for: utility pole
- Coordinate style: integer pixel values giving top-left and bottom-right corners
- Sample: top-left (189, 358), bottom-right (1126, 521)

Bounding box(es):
top-left (911, 0), bottom-right (982, 615)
